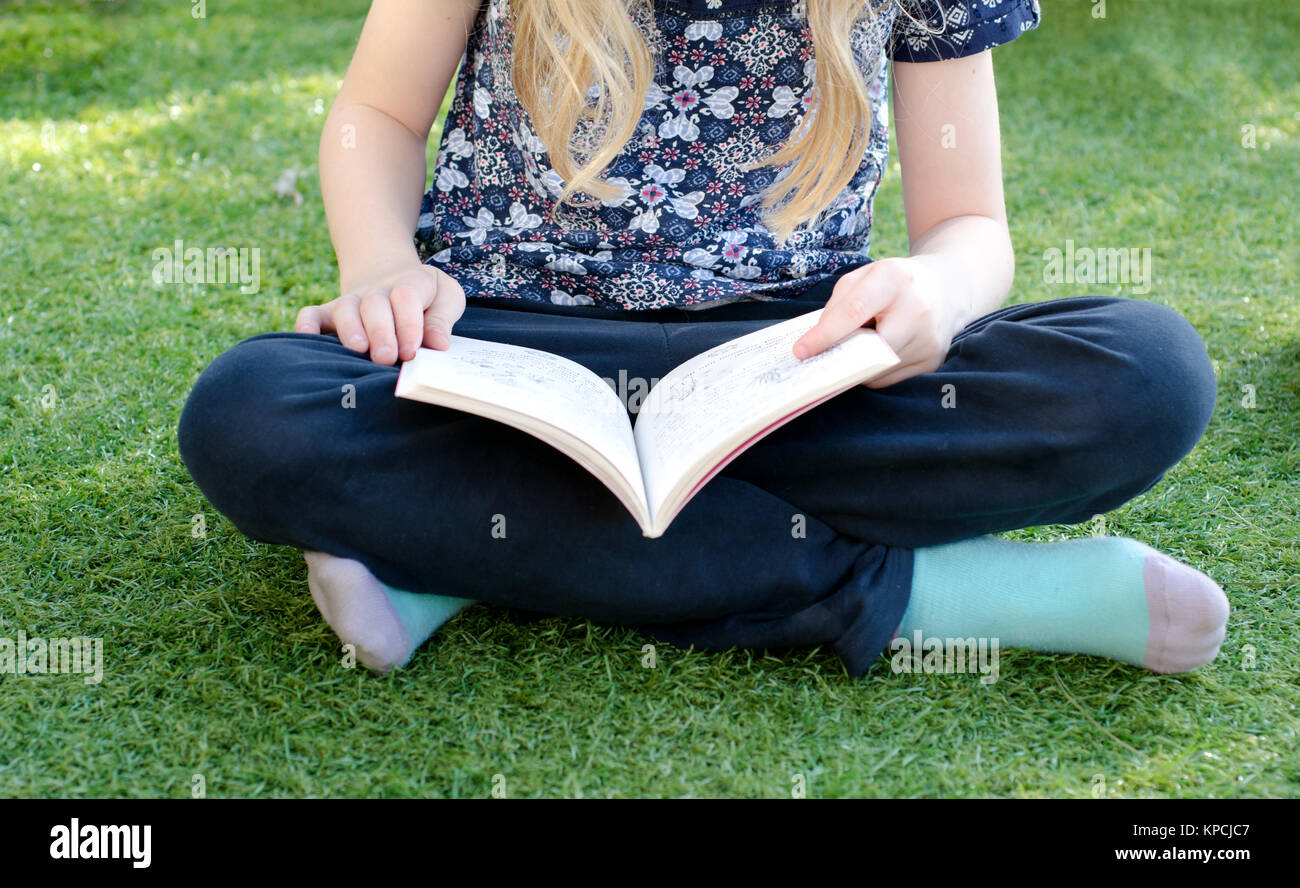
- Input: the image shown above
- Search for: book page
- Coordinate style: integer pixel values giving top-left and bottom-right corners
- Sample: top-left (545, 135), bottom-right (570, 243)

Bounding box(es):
top-left (395, 336), bottom-right (647, 519)
top-left (633, 309), bottom-right (898, 531)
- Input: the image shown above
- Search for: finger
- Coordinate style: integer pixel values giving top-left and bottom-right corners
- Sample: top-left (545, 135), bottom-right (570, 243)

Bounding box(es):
top-left (863, 316), bottom-right (940, 389)
top-left (865, 350), bottom-right (943, 389)
top-left (872, 308), bottom-right (919, 363)
top-left (863, 362), bottom-right (923, 390)
top-left (389, 282), bottom-right (427, 362)
top-left (331, 294), bottom-right (369, 353)
top-left (359, 292), bottom-right (399, 364)
top-left (423, 273), bottom-right (466, 350)
top-left (294, 304), bottom-right (327, 335)
top-left (793, 273), bottom-right (892, 359)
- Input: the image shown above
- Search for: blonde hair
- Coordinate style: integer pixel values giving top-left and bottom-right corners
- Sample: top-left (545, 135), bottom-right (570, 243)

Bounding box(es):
top-left (511, 0), bottom-right (888, 248)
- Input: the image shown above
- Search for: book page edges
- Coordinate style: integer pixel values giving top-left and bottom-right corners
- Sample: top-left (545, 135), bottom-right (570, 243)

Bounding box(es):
top-left (645, 345), bottom-right (899, 538)
top-left (394, 367), bottom-right (654, 534)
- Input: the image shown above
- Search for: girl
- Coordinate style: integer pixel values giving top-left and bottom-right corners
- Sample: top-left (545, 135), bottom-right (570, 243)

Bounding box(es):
top-left (179, 0), bottom-right (1228, 676)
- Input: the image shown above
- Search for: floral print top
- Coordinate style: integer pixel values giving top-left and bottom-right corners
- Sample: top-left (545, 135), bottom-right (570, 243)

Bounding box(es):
top-left (415, 0), bottom-right (1041, 311)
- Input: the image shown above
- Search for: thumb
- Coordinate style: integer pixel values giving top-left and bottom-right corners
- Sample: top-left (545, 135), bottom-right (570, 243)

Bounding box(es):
top-left (794, 269), bottom-right (891, 359)
top-left (422, 272), bottom-right (466, 350)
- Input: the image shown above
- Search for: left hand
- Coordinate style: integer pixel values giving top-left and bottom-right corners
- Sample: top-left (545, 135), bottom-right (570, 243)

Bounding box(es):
top-left (792, 257), bottom-right (962, 389)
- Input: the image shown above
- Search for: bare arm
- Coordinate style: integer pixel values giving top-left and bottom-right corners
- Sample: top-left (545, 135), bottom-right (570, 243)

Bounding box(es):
top-left (894, 50), bottom-right (1015, 329)
top-left (298, 0), bottom-right (482, 364)
top-left (793, 50), bottom-right (1016, 387)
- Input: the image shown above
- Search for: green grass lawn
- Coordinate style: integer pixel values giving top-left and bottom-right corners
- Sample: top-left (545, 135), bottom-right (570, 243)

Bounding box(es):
top-left (1, 0), bottom-right (1296, 798)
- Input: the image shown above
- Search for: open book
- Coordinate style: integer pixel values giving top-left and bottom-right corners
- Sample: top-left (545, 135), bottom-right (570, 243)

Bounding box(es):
top-left (395, 308), bottom-right (898, 538)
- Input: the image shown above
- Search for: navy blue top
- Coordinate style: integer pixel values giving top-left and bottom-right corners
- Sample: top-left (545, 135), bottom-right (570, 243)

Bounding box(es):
top-left (415, 0), bottom-right (1041, 310)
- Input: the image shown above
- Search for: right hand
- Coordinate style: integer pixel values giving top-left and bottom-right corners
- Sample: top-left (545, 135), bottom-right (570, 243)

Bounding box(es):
top-left (294, 263), bottom-right (466, 365)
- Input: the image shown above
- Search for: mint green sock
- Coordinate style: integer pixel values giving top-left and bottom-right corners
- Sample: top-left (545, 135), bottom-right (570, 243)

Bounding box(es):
top-left (304, 549), bottom-right (477, 673)
top-left (900, 535), bottom-right (1156, 667)
top-left (380, 585), bottom-right (475, 649)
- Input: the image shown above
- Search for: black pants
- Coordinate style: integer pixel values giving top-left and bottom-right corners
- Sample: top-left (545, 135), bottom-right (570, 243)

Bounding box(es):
top-left (177, 283), bottom-right (1216, 676)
